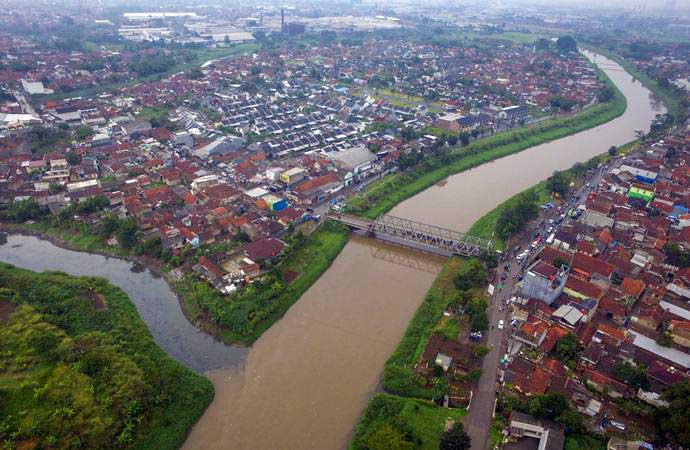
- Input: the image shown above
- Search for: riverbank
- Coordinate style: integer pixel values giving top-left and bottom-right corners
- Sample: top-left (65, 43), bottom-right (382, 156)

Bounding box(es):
top-left (0, 221), bottom-right (130, 260)
top-left (0, 217), bottom-right (350, 347)
top-left (467, 138), bottom-right (641, 250)
top-left (347, 64), bottom-right (627, 220)
top-left (175, 220), bottom-right (350, 346)
top-left (0, 263), bottom-right (214, 449)
top-left (349, 256), bottom-right (486, 448)
top-left (586, 46), bottom-right (687, 124)
top-left (350, 133), bottom-right (648, 449)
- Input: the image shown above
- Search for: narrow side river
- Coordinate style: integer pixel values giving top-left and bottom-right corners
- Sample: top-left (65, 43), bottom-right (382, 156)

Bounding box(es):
top-left (0, 52), bottom-right (664, 450)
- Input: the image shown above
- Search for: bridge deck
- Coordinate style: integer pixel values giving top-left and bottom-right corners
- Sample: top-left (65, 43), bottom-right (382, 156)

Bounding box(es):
top-left (328, 213), bottom-right (492, 257)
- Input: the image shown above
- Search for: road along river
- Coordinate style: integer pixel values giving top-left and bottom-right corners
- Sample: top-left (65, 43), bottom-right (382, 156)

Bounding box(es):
top-left (0, 51), bottom-right (664, 450)
top-left (182, 51), bottom-right (664, 449)
top-left (391, 51), bottom-right (665, 231)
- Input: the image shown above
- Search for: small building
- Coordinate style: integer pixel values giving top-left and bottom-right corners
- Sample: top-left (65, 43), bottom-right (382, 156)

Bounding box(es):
top-left (280, 167), bottom-right (307, 186)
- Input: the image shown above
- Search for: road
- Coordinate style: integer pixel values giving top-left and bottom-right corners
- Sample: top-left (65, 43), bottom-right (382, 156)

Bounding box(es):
top-left (12, 90), bottom-right (39, 118)
top-left (463, 159), bottom-right (616, 449)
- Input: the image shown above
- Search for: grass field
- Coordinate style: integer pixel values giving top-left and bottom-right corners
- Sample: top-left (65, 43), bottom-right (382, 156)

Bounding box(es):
top-left (349, 394), bottom-right (467, 450)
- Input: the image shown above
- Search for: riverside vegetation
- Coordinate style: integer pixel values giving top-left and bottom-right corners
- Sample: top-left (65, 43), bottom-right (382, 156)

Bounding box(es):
top-left (0, 263), bottom-right (213, 449)
top-left (350, 257), bottom-right (489, 449)
top-left (178, 220), bottom-right (349, 345)
top-left (349, 62), bottom-right (634, 449)
top-left (347, 68), bottom-right (627, 220)
top-left (0, 198), bottom-right (350, 346)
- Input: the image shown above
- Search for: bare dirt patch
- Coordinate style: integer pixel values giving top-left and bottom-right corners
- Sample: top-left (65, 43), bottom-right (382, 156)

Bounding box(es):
top-left (0, 300), bottom-right (17, 321)
top-left (83, 289), bottom-right (107, 310)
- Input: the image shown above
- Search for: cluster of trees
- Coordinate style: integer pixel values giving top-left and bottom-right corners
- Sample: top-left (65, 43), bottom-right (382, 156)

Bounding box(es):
top-left (656, 380), bottom-right (690, 448)
top-left (28, 124), bottom-right (70, 154)
top-left (613, 361), bottom-right (650, 391)
top-left (495, 190), bottom-right (540, 239)
top-left (500, 392), bottom-right (585, 435)
top-left (548, 95), bottom-right (576, 112)
top-left (550, 333), bottom-right (580, 369)
top-left (547, 170), bottom-right (570, 196)
top-left (452, 259), bottom-right (489, 332)
top-left (129, 52), bottom-right (175, 77)
top-left (555, 35), bottom-right (578, 53)
top-left (597, 85), bottom-right (616, 103)
top-left (0, 266), bottom-right (213, 449)
top-left (663, 242), bottom-right (690, 268)
top-left (0, 199), bottom-right (49, 222)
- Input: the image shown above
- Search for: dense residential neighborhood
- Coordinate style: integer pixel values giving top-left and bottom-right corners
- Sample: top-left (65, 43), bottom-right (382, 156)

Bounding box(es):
top-left (0, 1), bottom-right (689, 450)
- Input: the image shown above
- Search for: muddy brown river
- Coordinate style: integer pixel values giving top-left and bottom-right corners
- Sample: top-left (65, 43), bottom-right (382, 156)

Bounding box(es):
top-left (183, 52), bottom-right (664, 450)
top-left (0, 52), bottom-right (664, 450)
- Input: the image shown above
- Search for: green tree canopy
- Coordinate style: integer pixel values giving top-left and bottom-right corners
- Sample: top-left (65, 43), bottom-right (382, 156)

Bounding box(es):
top-left (657, 380), bottom-right (690, 448)
top-left (556, 35), bottom-right (577, 53)
top-left (440, 421), bottom-right (471, 450)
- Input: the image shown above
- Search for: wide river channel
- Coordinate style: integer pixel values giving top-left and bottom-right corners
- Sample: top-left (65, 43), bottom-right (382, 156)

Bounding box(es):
top-left (0, 52), bottom-right (664, 449)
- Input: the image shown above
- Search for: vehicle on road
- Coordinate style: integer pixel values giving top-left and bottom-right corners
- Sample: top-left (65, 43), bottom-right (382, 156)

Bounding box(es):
top-left (498, 320), bottom-right (504, 330)
top-left (610, 420), bottom-right (626, 431)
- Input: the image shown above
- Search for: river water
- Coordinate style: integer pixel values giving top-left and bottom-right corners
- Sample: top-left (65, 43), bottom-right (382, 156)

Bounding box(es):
top-left (391, 52), bottom-right (665, 231)
top-left (0, 52), bottom-right (664, 450)
top-left (0, 234), bottom-right (247, 373)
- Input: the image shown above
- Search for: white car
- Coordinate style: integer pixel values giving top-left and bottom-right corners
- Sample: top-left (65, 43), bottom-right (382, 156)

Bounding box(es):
top-left (498, 320), bottom-right (504, 330)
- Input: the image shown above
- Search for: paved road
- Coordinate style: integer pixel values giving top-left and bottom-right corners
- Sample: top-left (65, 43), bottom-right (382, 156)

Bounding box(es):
top-left (463, 160), bottom-right (616, 449)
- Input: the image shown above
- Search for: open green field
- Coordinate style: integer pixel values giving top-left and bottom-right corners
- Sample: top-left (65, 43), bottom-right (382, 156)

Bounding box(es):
top-left (0, 263), bottom-right (213, 449)
top-left (349, 394), bottom-right (466, 450)
top-left (348, 71), bottom-right (626, 220)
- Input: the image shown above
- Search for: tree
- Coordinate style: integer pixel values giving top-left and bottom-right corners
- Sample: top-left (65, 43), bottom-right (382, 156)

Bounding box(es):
top-left (657, 380), bottom-right (690, 448)
top-left (657, 331), bottom-right (674, 347)
top-left (553, 256), bottom-right (569, 269)
top-left (551, 333), bottom-right (579, 368)
top-left (598, 85), bottom-right (615, 103)
top-left (613, 361), bottom-right (650, 391)
top-left (440, 421), bottom-right (471, 450)
top-left (66, 150), bottom-right (80, 165)
top-left (116, 218), bottom-right (139, 250)
top-left (188, 67), bottom-right (204, 80)
top-left (48, 182), bottom-right (62, 194)
top-left (608, 145), bottom-right (618, 156)
top-left (367, 425), bottom-right (414, 450)
top-left (472, 345), bottom-right (490, 359)
top-left (458, 132), bottom-right (470, 146)
top-left (534, 38), bottom-right (551, 51)
top-left (468, 368), bottom-right (483, 383)
top-left (547, 170), bottom-right (569, 196)
top-left (556, 35), bottom-right (577, 53)
top-left (73, 125), bottom-right (94, 141)
top-left (432, 376), bottom-right (450, 400)
top-left (664, 242), bottom-right (690, 268)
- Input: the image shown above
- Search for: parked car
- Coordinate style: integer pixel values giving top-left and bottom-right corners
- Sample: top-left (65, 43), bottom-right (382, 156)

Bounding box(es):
top-left (610, 420), bottom-right (626, 431)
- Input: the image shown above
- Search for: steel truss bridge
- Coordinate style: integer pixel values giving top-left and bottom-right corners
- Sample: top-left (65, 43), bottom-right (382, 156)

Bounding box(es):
top-left (329, 214), bottom-right (493, 257)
